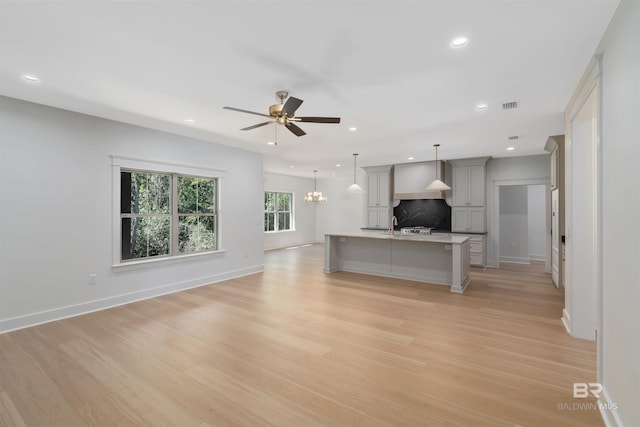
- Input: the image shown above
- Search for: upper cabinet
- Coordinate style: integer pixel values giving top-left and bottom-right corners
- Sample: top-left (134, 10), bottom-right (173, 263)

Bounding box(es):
top-left (363, 165), bottom-right (393, 229)
top-left (452, 165), bottom-right (485, 206)
top-left (450, 157), bottom-right (489, 233)
top-left (450, 157), bottom-right (489, 207)
top-left (367, 170), bottom-right (390, 207)
top-left (393, 161), bottom-right (447, 200)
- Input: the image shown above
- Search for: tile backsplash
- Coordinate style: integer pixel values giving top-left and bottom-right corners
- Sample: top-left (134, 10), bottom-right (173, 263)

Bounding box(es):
top-left (393, 199), bottom-right (451, 230)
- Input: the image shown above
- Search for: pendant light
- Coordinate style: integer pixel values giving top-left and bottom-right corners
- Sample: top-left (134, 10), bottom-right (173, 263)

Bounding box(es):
top-left (305, 170), bottom-right (327, 203)
top-left (426, 144), bottom-right (451, 191)
top-left (346, 153), bottom-right (364, 193)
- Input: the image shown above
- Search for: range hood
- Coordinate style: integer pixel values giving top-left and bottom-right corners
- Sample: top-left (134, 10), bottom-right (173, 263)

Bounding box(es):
top-left (393, 161), bottom-right (448, 200)
top-left (393, 190), bottom-right (446, 200)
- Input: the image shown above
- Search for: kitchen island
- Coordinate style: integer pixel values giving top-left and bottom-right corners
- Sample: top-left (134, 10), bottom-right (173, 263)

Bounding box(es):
top-left (324, 231), bottom-right (471, 293)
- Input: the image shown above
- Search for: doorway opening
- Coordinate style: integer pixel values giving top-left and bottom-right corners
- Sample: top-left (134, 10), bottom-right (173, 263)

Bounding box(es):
top-left (492, 180), bottom-right (550, 271)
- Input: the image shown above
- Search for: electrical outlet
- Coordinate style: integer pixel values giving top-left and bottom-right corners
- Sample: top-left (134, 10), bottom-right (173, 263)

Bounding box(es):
top-left (88, 274), bottom-right (97, 285)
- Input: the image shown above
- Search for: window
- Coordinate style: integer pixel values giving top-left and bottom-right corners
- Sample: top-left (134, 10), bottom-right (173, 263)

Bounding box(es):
top-left (120, 170), bottom-right (217, 261)
top-left (264, 192), bottom-right (293, 232)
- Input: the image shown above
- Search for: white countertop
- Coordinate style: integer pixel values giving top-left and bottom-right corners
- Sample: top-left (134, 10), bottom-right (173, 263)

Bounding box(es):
top-left (325, 230), bottom-right (469, 244)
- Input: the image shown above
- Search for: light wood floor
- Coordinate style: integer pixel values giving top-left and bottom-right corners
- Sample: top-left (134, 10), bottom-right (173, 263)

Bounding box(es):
top-left (0, 244), bottom-right (602, 426)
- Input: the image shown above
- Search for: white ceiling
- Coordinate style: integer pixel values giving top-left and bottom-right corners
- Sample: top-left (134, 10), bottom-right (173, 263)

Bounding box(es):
top-left (0, 0), bottom-right (619, 178)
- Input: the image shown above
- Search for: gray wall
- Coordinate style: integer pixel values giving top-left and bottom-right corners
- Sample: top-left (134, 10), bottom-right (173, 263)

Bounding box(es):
top-left (499, 186), bottom-right (530, 263)
top-left (0, 96), bottom-right (265, 332)
top-left (498, 184), bottom-right (547, 264)
top-left (594, 0), bottom-right (640, 424)
top-left (314, 174), bottom-right (366, 241)
top-left (527, 185), bottom-right (546, 261)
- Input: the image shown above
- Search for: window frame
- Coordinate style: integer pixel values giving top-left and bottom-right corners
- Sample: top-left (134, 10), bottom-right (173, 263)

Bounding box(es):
top-left (264, 191), bottom-right (295, 233)
top-left (112, 156), bottom-right (227, 270)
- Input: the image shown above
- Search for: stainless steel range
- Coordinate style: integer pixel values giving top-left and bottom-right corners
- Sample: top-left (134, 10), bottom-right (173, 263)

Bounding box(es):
top-left (399, 226), bottom-right (434, 235)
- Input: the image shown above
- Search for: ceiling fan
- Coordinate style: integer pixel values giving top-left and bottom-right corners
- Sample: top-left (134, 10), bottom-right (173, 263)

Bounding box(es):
top-left (223, 91), bottom-right (340, 137)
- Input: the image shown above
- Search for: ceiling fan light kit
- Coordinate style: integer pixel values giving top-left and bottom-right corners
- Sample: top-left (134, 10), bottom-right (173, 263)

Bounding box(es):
top-left (426, 144), bottom-right (452, 191)
top-left (223, 91), bottom-right (340, 137)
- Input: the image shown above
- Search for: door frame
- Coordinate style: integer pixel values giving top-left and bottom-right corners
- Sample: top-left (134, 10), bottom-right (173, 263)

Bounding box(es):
top-left (492, 179), bottom-right (550, 269)
top-left (563, 56), bottom-right (602, 344)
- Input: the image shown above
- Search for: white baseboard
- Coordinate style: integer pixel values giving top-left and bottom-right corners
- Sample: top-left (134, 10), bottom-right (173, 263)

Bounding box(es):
top-left (599, 386), bottom-right (623, 427)
top-left (562, 308), bottom-right (571, 334)
top-left (264, 240), bottom-right (318, 251)
top-left (529, 253), bottom-right (546, 261)
top-left (500, 256), bottom-right (531, 264)
top-left (0, 264), bottom-right (264, 334)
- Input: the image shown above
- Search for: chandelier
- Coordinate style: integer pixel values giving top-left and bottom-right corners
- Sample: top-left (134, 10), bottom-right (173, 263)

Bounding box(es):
top-left (305, 170), bottom-right (327, 203)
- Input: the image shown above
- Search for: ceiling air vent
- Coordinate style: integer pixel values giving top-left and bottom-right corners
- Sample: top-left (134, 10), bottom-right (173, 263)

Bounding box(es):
top-left (508, 135), bottom-right (520, 141)
top-left (502, 101), bottom-right (519, 110)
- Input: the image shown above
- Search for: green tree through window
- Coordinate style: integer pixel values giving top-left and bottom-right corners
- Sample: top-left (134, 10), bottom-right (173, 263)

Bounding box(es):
top-left (121, 171), bottom-right (217, 261)
top-left (264, 192), bottom-right (293, 232)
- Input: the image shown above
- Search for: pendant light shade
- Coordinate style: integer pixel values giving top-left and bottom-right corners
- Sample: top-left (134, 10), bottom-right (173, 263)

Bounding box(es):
top-left (305, 170), bottom-right (327, 203)
top-left (426, 144), bottom-right (451, 191)
top-left (346, 153), bottom-right (364, 193)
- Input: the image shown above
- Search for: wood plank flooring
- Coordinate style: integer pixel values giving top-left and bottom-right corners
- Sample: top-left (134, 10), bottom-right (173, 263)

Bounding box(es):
top-left (0, 243), bottom-right (602, 426)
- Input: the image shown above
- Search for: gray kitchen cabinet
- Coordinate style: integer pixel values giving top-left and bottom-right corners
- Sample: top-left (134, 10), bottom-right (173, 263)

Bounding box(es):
top-left (457, 233), bottom-right (486, 267)
top-left (367, 171), bottom-right (390, 207)
top-left (452, 207), bottom-right (486, 233)
top-left (363, 165), bottom-right (393, 229)
top-left (450, 157), bottom-right (489, 233)
top-left (367, 207), bottom-right (389, 229)
top-left (452, 165), bottom-right (485, 206)
top-left (435, 232), bottom-right (486, 267)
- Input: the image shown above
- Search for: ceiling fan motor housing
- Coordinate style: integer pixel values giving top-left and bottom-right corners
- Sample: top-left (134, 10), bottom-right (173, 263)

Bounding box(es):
top-left (269, 103), bottom-right (285, 118)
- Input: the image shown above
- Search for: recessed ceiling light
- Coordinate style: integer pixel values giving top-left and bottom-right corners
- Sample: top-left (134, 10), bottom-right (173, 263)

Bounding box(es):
top-left (184, 119), bottom-right (196, 125)
top-left (22, 74), bottom-right (40, 82)
top-left (507, 147), bottom-right (515, 151)
top-left (475, 103), bottom-right (488, 111)
top-left (450, 37), bottom-right (469, 48)
top-left (267, 141), bottom-right (276, 146)
top-left (335, 164), bottom-right (341, 167)
top-left (349, 127), bottom-right (357, 132)
top-left (289, 165), bottom-right (295, 168)
top-left (408, 157), bottom-right (414, 160)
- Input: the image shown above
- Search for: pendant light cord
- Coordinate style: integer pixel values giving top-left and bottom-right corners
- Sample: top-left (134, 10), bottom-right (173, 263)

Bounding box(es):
top-left (353, 153), bottom-right (358, 183)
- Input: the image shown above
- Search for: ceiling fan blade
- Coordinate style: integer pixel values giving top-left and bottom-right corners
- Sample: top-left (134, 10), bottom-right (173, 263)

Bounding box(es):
top-left (297, 116), bottom-right (341, 124)
top-left (286, 122), bottom-right (306, 137)
top-left (223, 106), bottom-right (271, 118)
top-left (282, 97), bottom-right (303, 117)
top-left (240, 121), bottom-right (273, 131)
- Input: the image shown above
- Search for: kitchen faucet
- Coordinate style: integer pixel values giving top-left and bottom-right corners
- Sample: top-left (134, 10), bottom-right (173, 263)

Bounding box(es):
top-left (389, 215), bottom-right (398, 232)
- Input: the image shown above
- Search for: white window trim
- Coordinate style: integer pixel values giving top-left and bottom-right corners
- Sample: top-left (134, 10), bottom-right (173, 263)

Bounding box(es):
top-left (111, 155), bottom-right (227, 269)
